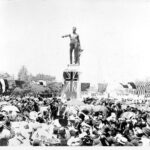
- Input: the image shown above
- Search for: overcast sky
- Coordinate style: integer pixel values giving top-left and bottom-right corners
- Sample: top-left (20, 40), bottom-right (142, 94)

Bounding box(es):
top-left (0, 0), bottom-right (150, 84)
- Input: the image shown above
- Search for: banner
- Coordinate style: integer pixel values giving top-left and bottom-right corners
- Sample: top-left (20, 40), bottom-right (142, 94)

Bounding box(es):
top-left (81, 83), bottom-right (90, 91)
top-left (98, 83), bottom-right (107, 93)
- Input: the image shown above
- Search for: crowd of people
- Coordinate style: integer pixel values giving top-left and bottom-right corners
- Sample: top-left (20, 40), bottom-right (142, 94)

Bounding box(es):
top-left (0, 95), bottom-right (150, 146)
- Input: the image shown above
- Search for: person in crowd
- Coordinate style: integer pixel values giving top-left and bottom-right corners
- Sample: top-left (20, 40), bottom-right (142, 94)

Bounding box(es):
top-left (0, 95), bottom-right (150, 146)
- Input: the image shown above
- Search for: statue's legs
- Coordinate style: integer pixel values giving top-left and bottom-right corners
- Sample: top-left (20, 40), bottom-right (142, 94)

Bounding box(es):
top-left (74, 44), bottom-right (79, 64)
top-left (74, 48), bottom-right (78, 64)
top-left (70, 44), bottom-right (74, 64)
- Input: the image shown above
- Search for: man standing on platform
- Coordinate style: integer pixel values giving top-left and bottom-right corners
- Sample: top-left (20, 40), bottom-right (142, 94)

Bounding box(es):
top-left (62, 27), bottom-right (82, 64)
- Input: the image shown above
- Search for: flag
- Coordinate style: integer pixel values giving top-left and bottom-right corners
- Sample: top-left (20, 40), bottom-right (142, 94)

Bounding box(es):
top-left (145, 82), bottom-right (150, 97)
top-left (127, 82), bottom-right (136, 95)
top-left (0, 79), bottom-right (9, 93)
top-left (81, 83), bottom-right (90, 91)
top-left (15, 80), bottom-right (25, 88)
top-left (120, 83), bottom-right (128, 88)
top-left (0, 81), bottom-right (2, 94)
top-left (62, 71), bottom-right (79, 99)
top-left (128, 82), bottom-right (136, 89)
top-left (98, 83), bottom-right (107, 93)
top-left (0, 79), bottom-right (5, 93)
top-left (63, 71), bottom-right (78, 81)
top-left (4, 79), bottom-right (9, 91)
top-left (62, 81), bottom-right (77, 99)
top-left (135, 81), bottom-right (146, 96)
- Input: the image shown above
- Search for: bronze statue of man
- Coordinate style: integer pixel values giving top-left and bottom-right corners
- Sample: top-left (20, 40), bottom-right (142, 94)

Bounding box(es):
top-left (62, 27), bottom-right (82, 64)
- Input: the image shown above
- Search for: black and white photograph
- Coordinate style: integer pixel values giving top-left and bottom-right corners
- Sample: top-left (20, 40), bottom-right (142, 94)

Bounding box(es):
top-left (0, 0), bottom-right (150, 147)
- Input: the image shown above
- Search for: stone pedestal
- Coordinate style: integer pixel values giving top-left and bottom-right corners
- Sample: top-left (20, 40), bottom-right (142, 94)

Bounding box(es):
top-left (61, 64), bottom-right (81, 101)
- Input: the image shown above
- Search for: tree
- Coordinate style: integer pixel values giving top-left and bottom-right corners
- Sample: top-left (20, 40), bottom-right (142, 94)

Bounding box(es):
top-left (11, 87), bottom-right (24, 97)
top-left (18, 66), bottom-right (29, 81)
top-left (47, 82), bottom-right (63, 96)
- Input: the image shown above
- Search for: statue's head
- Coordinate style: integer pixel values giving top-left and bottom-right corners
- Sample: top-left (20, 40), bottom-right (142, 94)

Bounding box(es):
top-left (72, 27), bottom-right (77, 32)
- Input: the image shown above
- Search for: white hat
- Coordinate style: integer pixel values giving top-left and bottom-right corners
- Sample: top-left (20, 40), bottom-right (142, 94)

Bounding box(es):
top-left (53, 119), bottom-right (61, 128)
top-left (79, 132), bottom-right (87, 138)
top-left (69, 115), bottom-right (76, 121)
top-left (81, 122), bottom-right (91, 128)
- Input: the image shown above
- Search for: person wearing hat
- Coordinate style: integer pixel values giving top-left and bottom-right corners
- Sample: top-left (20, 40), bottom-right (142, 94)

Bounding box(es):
top-left (9, 121), bottom-right (30, 146)
top-left (68, 114), bottom-right (80, 128)
top-left (67, 132), bottom-right (82, 146)
top-left (57, 127), bottom-right (67, 146)
top-left (115, 133), bottom-right (128, 146)
top-left (0, 120), bottom-right (15, 146)
top-left (80, 122), bottom-right (91, 133)
top-left (141, 127), bottom-right (150, 146)
top-left (32, 139), bottom-right (41, 146)
top-left (80, 135), bottom-right (93, 146)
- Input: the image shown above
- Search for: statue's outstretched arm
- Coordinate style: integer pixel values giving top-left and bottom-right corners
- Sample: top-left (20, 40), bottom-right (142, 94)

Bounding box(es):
top-left (62, 34), bottom-right (71, 38)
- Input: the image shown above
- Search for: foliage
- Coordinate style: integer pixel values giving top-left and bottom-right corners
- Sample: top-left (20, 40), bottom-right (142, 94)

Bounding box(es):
top-left (47, 82), bottom-right (63, 96)
top-left (3, 66), bottom-right (62, 97)
top-left (11, 82), bottom-right (62, 97)
top-left (30, 84), bottom-right (48, 95)
top-left (11, 87), bottom-right (26, 97)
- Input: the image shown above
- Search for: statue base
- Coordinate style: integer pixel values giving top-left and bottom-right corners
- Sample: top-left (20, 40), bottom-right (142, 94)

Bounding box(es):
top-left (67, 64), bottom-right (81, 71)
top-left (62, 64), bottom-right (81, 101)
